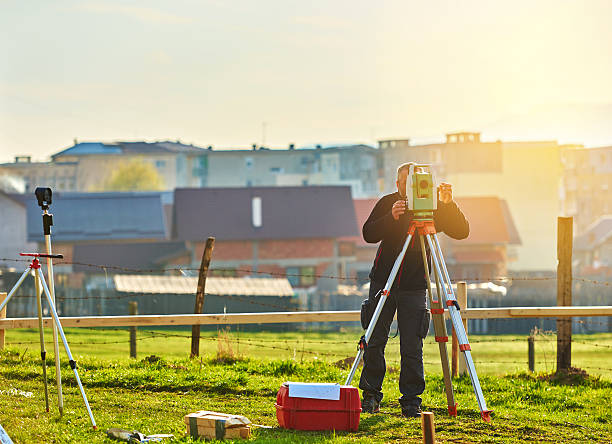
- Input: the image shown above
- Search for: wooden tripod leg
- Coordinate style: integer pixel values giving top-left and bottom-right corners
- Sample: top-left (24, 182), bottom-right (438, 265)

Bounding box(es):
top-left (419, 234), bottom-right (457, 417)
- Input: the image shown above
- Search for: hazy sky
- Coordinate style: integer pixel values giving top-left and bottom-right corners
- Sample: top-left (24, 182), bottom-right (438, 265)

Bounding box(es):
top-left (2, 0), bottom-right (612, 163)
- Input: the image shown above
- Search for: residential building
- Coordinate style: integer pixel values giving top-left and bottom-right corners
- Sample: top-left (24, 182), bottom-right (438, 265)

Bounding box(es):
top-left (204, 144), bottom-right (380, 198)
top-left (2, 142), bottom-right (381, 197)
top-left (442, 196), bottom-right (521, 281)
top-left (574, 216), bottom-right (612, 275)
top-left (0, 156), bottom-right (78, 193)
top-left (23, 191), bottom-right (170, 273)
top-left (341, 198), bottom-right (378, 284)
top-left (0, 142), bottom-right (209, 192)
top-left (561, 145), bottom-right (612, 234)
top-left (172, 186), bottom-right (359, 290)
top-left (51, 141), bottom-right (209, 191)
top-left (0, 191), bottom-right (36, 268)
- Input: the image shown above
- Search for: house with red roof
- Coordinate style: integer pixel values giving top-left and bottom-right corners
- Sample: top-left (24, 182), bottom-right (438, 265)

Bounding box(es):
top-left (172, 186), bottom-right (359, 289)
top-left (443, 196), bottom-right (521, 281)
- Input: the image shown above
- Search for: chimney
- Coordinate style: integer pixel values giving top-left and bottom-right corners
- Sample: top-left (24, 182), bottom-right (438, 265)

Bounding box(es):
top-left (446, 132), bottom-right (481, 144)
top-left (288, 143), bottom-right (295, 150)
top-left (252, 197), bottom-right (262, 228)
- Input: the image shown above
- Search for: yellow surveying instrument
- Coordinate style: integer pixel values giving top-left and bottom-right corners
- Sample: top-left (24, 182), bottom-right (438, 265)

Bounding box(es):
top-left (345, 164), bottom-right (492, 422)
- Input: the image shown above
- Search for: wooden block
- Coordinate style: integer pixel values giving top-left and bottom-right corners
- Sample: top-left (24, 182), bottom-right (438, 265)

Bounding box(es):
top-left (185, 424), bottom-right (251, 440)
top-left (185, 410), bottom-right (251, 440)
top-left (184, 410), bottom-right (251, 428)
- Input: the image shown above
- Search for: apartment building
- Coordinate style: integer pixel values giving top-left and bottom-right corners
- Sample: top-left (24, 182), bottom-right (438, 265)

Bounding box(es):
top-left (561, 145), bottom-right (612, 234)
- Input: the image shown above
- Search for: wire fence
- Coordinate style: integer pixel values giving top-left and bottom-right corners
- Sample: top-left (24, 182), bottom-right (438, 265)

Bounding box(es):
top-left (2, 257), bottom-right (610, 342)
top-left (6, 256), bottom-right (612, 284)
top-left (3, 327), bottom-right (611, 375)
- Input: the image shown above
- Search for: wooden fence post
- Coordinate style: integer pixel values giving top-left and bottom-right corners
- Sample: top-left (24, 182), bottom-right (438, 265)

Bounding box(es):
top-left (452, 282), bottom-right (468, 376)
top-left (129, 301), bottom-right (138, 359)
top-left (528, 335), bottom-right (535, 372)
top-left (421, 411), bottom-right (436, 444)
top-left (0, 292), bottom-right (6, 350)
top-left (557, 217), bottom-right (573, 371)
top-left (191, 237), bottom-right (215, 358)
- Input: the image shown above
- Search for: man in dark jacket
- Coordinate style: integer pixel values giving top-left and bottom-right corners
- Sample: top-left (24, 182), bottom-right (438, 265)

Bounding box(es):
top-left (360, 162), bottom-right (469, 418)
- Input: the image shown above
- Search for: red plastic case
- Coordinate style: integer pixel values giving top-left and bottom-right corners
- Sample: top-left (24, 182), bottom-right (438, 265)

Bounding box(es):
top-left (275, 383), bottom-right (361, 432)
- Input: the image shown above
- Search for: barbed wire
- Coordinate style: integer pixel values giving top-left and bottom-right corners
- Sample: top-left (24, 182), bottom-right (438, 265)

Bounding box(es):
top-left (571, 340), bottom-right (612, 349)
top-left (4, 328), bottom-right (610, 349)
top-left (574, 277), bottom-right (612, 287)
top-left (3, 328), bottom-right (610, 372)
top-left (6, 257), bottom-right (612, 286)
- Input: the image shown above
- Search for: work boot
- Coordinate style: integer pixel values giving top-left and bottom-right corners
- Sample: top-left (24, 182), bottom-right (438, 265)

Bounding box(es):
top-left (361, 395), bottom-right (380, 414)
top-left (401, 406), bottom-right (422, 418)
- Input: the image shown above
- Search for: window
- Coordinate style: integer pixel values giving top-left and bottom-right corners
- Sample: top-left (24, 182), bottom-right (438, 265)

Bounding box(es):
top-left (155, 160), bottom-right (166, 168)
top-left (270, 167), bottom-right (283, 173)
top-left (213, 268), bottom-right (236, 277)
top-left (286, 266), bottom-right (316, 287)
top-left (245, 157), bottom-right (254, 168)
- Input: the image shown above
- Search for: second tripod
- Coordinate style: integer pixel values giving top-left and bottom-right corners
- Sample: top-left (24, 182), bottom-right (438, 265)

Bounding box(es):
top-left (0, 253), bottom-right (97, 429)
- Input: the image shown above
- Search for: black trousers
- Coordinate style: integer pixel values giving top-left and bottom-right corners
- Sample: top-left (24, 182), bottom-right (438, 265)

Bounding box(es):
top-left (359, 280), bottom-right (430, 410)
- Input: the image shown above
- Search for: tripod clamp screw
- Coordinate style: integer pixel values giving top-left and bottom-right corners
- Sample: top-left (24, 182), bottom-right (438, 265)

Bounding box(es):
top-left (446, 300), bottom-right (461, 310)
top-left (358, 335), bottom-right (368, 350)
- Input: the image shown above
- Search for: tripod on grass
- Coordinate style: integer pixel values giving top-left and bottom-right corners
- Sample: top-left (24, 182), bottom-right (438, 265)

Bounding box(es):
top-left (0, 253), bottom-right (97, 429)
top-left (345, 164), bottom-right (492, 422)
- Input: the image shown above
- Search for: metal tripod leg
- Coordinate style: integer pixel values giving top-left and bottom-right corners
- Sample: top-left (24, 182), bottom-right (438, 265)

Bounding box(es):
top-left (345, 232), bottom-right (414, 385)
top-left (0, 267), bottom-right (31, 314)
top-left (0, 265), bottom-right (51, 414)
top-left (45, 233), bottom-right (63, 416)
top-left (35, 268), bottom-right (97, 429)
top-left (425, 233), bottom-right (492, 422)
top-left (34, 271), bottom-right (50, 412)
top-left (418, 234), bottom-right (456, 417)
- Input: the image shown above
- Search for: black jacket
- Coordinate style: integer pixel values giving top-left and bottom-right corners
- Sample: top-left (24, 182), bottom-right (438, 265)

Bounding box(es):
top-left (364, 192), bottom-right (469, 290)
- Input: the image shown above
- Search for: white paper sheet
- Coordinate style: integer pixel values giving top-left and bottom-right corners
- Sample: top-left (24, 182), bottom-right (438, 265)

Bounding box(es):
top-left (286, 382), bottom-right (341, 400)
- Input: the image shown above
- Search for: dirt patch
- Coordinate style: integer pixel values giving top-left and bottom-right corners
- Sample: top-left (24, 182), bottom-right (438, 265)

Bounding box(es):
top-left (539, 367), bottom-right (590, 385)
top-left (334, 356), bottom-right (360, 369)
top-left (333, 356), bottom-right (398, 375)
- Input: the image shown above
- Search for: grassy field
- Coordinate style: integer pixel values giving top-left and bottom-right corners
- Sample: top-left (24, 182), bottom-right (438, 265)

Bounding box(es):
top-left (0, 328), bottom-right (611, 443)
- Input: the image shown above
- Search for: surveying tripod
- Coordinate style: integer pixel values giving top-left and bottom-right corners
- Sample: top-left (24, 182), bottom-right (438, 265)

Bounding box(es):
top-left (344, 165), bottom-right (492, 422)
top-left (0, 254), bottom-right (97, 429)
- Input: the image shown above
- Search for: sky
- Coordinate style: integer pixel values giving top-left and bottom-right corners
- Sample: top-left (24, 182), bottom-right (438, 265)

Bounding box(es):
top-left (2, 0), bottom-right (612, 163)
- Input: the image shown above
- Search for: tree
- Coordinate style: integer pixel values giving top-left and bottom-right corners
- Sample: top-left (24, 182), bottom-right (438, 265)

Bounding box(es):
top-left (103, 159), bottom-right (165, 191)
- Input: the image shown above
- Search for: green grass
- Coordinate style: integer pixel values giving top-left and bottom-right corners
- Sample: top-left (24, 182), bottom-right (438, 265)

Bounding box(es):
top-left (0, 329), bottom-right (611, 443)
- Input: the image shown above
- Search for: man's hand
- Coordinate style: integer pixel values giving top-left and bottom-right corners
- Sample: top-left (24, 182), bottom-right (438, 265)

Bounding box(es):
top-left (438, 183), bottom-right (453, 204)
top-left (392, 200), bottom-right (406, 220)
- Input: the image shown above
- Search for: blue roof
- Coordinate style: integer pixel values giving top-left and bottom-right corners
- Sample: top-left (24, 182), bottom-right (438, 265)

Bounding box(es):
top-left (51, 141), bottom-right (206, 159)
top-left (26, 192), bottom-right (167, 242)
top-left (52, 143), bottom-right (122, 158)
